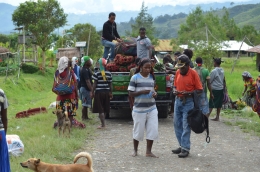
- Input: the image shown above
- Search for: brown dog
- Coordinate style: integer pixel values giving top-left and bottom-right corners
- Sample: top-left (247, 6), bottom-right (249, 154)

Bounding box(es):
top-left (53, 110), bottom-right (71, 137)
top-left (20, 152), bottom-right (94, 172)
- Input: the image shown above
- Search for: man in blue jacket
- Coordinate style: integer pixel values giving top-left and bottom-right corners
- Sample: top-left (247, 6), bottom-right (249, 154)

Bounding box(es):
top-left (102, 12), bottom-right (121, 61)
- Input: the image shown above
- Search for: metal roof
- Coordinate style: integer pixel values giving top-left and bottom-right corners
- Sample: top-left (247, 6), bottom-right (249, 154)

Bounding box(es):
top-left (220, 41), bottom-right (253, 51)
top-left (246, 44), bottom-right (260, 53)
top-left (154, 39), bottom-right (172, 52)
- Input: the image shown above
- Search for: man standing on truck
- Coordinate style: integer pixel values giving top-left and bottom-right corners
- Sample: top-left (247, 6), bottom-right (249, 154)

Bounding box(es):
top-left (172, 55), bottom-right (202, 158)
top-left (137, 27), bottom-right (152, 59)
top-left (102, 12), bottom-right (121, 62)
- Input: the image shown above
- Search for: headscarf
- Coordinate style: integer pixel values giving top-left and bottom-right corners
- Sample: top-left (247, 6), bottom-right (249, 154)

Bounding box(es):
top-left (58, 56), bottom-right (69, 73)
top-left (242, 71), bottom-right (252, 78)
top-left (72, 57), bottom-right (78, 68)
top-left (99, 58), bottom-right (107, 81)
top-left (81, 56), bottom-right (90, 67)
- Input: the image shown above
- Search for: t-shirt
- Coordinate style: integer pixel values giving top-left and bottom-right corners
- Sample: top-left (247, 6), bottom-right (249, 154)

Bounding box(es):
top-left (0, 89), bottom-right (8, 129)
top-left (194, 66), bottom-right (210, 93)
top-left (210, 67), bottom-right (224, 90)
top-left (136, 36), bottom-right (152, 59)
top-left (92, 71), bottom-right (112, 92)
top-left (174, 68), bottom-right (203, 95)
top-left (128, 73), bottom-right (156, 113)
top-left (80, 67), bottom-right (93, 91)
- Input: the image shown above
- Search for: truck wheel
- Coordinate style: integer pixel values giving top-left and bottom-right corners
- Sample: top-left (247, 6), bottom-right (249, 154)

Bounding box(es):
top-left (157, 105), bottom-right (169, 118)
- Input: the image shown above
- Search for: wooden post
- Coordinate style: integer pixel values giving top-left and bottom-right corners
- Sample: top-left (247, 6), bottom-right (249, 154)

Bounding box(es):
top-left (86, 27), bottom-right (91, 56)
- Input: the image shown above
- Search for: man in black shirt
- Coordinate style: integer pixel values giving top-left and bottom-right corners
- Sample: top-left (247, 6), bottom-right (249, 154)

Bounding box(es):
top-left (102, 12), bottom-right (121, 61)
top-left (80, 56), bottom-right (93, 120)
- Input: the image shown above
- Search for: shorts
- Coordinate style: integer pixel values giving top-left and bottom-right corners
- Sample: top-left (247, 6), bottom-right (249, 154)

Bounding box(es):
top-left (132, 108), bottom-right (158, 141)
top-left (92, 91), bottom-right (110, 114)
top-left (200, 92), bottom-right (209, 115)
top-left (80, 87), bottom-right (92, 108)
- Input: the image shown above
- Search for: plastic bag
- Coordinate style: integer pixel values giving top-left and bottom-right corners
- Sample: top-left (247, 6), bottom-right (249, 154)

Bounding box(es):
top-left (6, 135), bottom-right (24, 156)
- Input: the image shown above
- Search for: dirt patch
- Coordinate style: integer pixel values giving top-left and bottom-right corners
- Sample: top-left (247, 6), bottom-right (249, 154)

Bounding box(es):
top-left (82, 113), bottom-right (260, 172)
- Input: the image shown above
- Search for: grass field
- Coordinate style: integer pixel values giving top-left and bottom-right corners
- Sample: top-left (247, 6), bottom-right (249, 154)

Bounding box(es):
top-left (0, 67), bottom-right (97, 172)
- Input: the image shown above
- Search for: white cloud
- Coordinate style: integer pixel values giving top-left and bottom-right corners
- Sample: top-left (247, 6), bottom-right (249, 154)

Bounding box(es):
top-left (0, 0), bottom-right (252, 14)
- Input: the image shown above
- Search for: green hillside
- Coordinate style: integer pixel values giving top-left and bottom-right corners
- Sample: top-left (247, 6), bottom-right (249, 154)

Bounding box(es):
top-left (118, 3), bottom-right (260, 39)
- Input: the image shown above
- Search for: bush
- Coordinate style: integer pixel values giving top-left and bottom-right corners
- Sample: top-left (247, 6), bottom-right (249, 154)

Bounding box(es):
top-left (21, 63), bottom-right (39, 73)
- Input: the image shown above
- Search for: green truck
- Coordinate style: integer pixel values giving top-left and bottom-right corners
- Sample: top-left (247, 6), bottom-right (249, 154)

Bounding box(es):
top-left (108, 71), bottom-right (172, 118)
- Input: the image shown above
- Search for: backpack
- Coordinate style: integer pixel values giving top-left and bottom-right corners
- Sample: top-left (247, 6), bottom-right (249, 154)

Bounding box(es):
top-left (187, 91), bottom-right (210, 143)
top-left (52, 69), bottom-right (74, 95)
top-left (194, 67), bottom-right (205, 90)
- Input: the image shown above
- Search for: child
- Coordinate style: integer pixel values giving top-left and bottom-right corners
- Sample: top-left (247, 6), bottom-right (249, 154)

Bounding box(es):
top-left (128, 58), bottom-right (158, 158)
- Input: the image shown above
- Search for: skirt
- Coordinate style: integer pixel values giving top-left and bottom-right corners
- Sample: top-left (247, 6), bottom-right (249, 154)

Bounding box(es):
top-left (56, 98), bottom-right (78, 116)
top-left (93, 91), bottom-right (110, 114)
top-left (209, 89), bottom-right (224, 108)
top-left (0, 130), bottom-right (11, 172)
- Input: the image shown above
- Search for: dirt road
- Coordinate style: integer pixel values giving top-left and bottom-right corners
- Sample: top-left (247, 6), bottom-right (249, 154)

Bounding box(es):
top-left (84, 111), bottom-right (260, 172)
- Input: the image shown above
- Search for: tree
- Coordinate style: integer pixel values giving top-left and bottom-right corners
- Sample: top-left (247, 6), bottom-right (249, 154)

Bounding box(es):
top-left (12, 0), bottom-right (67, 69)
top-left (0, 34), bottom-right (9, 44)
top-left (178, 7), bottom-right (225, 46)
top-left (65, 23), bottom-right (103, 60)
top-left (127, 2), bottom-right (158, 45)
top-left (220, 10), bottom-right (240, 40)
top-left (240, 25), bottom-right (260, 45)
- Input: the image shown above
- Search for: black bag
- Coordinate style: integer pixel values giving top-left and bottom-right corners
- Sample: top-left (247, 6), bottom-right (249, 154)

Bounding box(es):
top-left (187, 91), bottom-right (210, 143)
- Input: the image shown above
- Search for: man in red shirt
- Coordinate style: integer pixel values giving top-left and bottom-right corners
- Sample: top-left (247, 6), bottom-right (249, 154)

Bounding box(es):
top-left (172, 55), bottom-right (203, 158)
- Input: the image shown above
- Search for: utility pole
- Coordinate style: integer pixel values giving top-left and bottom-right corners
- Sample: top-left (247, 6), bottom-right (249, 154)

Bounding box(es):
top-left (86, 27), bottom-right (91, 56)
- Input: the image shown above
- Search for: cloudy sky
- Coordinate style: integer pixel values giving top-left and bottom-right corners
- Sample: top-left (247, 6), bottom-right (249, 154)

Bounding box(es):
top-left (0, 0), bottom-right (251, 14)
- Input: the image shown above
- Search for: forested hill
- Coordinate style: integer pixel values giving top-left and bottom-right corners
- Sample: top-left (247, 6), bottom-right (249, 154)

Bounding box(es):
top-left (117, 3), bottom-right (260, 39)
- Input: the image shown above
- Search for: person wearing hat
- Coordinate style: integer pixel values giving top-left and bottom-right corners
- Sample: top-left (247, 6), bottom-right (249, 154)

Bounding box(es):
top-left (194, 57), bottom-right (214, 117)
top-left (136, 27), bottom-right (152, 59)
top-left (208, 58), bottom-right (225, 121)
top-left (102, 12), bottom-right (122, 61)
top-left (172, 54), bottom-right (203, 158)
top-left (55, 56), bottom-right (79, 125)
top-left (92, 58), bottom-right (112, 129)
top-left (80, 56), bottom-right (93, 120)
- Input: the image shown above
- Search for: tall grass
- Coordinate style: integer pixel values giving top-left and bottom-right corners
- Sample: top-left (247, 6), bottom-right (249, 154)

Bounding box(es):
top-left (0, 67), bottom-right (96, 172)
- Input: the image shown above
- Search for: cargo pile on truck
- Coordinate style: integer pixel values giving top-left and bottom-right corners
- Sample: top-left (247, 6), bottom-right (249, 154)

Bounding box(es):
top-left (106, 54), bottom-right (137, 72)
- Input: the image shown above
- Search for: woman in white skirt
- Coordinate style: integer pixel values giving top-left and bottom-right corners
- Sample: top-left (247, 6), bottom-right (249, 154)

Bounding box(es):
top-left (128, 58), bottom-right (158, 158)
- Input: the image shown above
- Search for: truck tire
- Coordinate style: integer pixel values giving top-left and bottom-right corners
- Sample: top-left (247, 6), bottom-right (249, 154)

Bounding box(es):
top-left (157, 105), bottom-right (169, 118)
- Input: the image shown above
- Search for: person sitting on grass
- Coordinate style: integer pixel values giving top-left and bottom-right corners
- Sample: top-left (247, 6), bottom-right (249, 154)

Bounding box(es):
top-left (128, 58), bottom-right (158, 158)
top-left (0, 89), bottom-right (11, 172)
top-left (242, 71), bottom-right (256, 107)
top-left (92, 58), bottom-right (113, 129)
